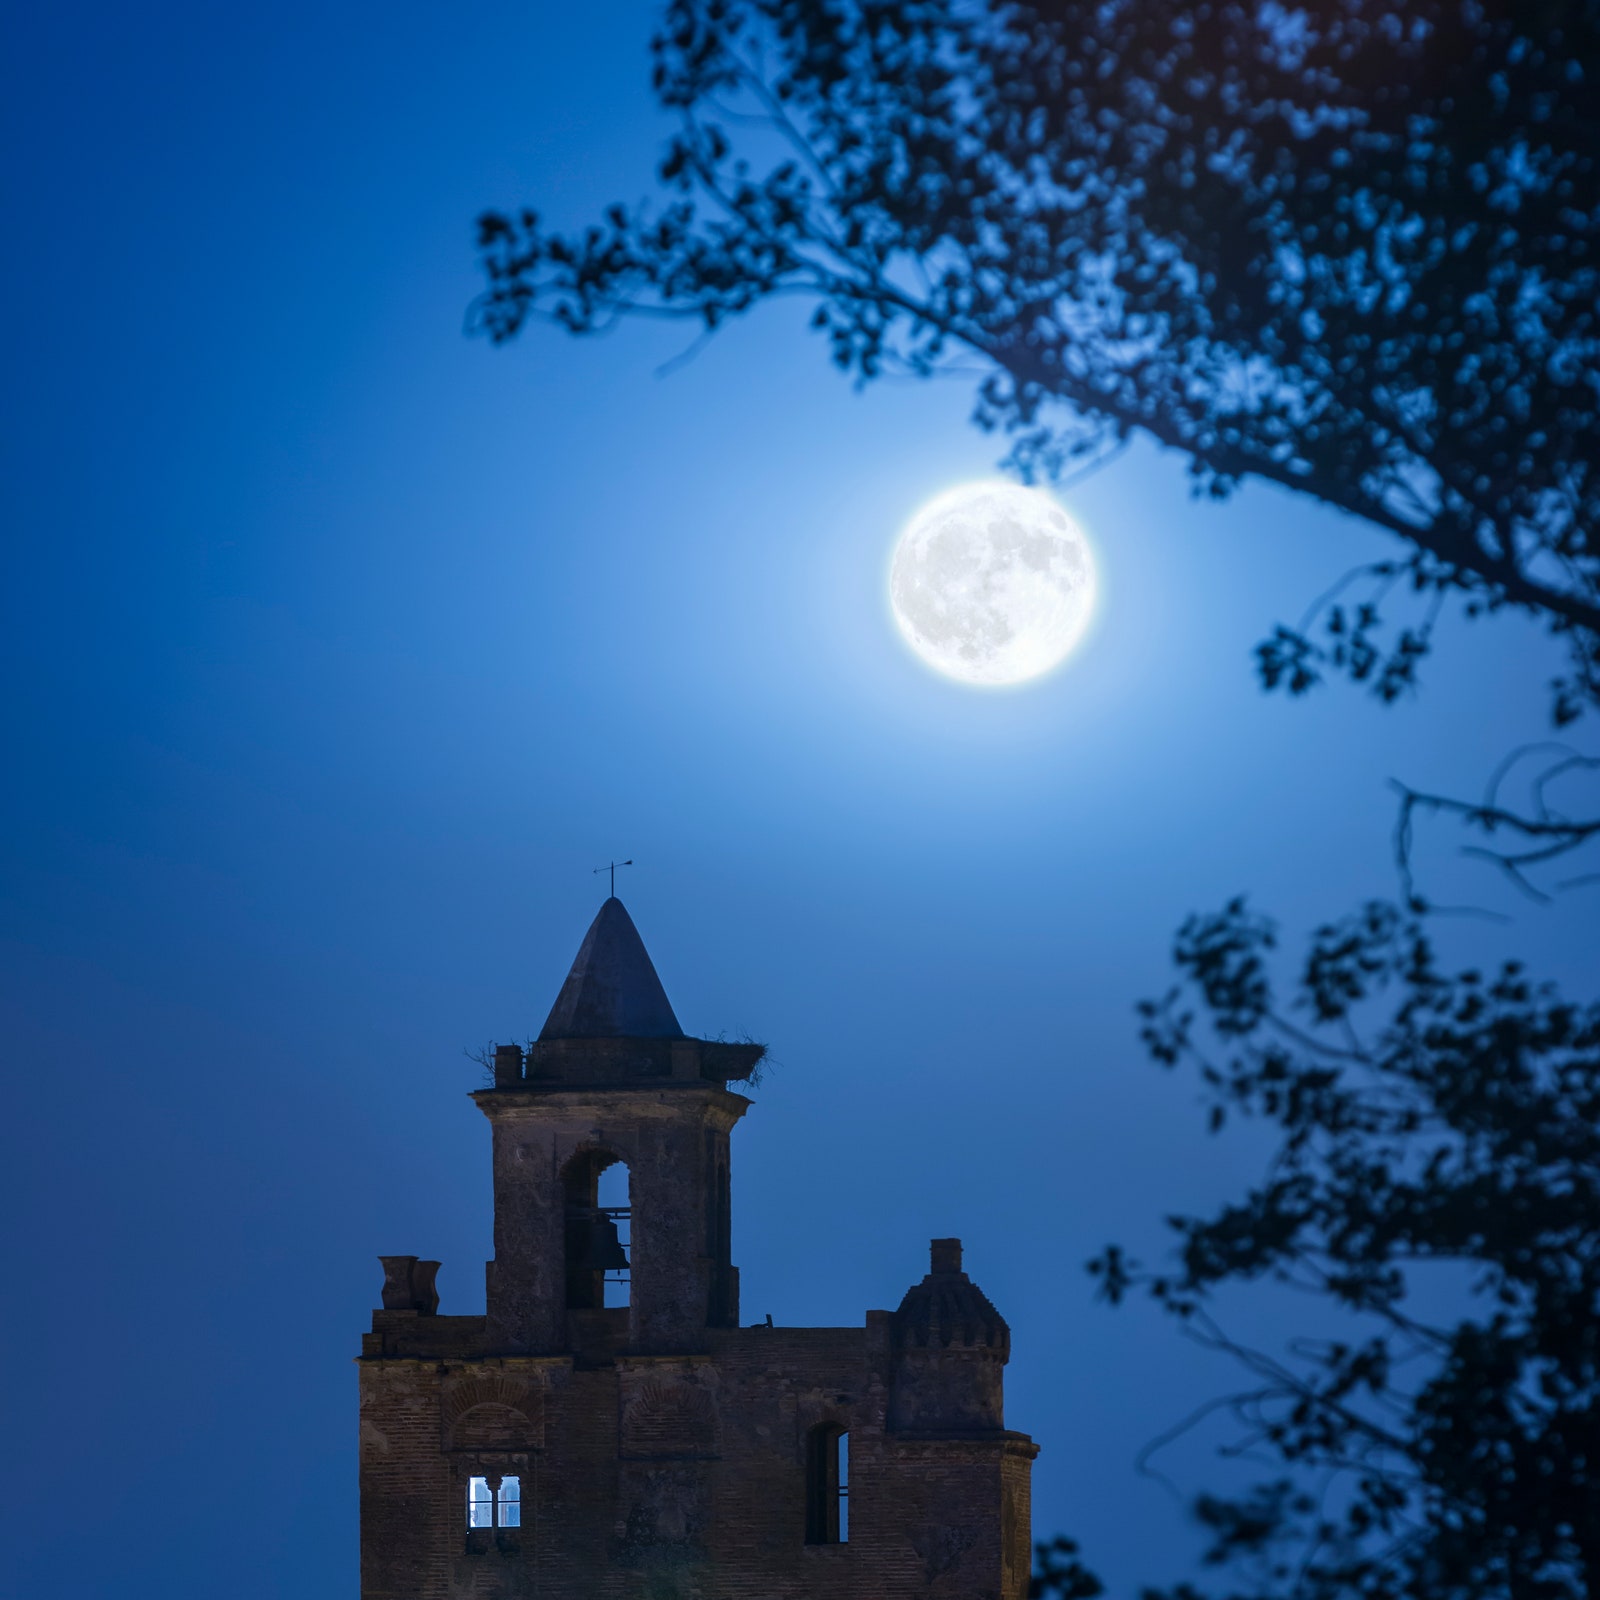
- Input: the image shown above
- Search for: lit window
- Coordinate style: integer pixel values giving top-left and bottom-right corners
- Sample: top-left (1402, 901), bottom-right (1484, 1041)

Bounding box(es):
top-left (497, 1476), bottom-right (521, 1528)
top-left (467, 1474), bottom-right (521, 1529)
top-left (467, 1477), bottom-right (493, 1529)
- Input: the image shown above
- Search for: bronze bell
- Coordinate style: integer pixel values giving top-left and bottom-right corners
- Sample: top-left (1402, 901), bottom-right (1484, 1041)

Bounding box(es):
top-left (570, 1208), bottom-right (629, 1272)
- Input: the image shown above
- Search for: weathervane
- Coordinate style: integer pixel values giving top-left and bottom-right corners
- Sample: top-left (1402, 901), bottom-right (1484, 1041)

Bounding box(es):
top-left (594, 859), bottom-right (633, 898)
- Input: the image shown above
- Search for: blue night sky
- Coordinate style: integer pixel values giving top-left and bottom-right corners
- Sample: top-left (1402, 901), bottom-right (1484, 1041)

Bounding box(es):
top-left (2, 5), bottom-right (1592, 1597)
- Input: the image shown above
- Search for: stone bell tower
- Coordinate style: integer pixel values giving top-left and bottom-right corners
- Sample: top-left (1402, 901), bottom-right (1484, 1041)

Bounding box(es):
top-left (479, 895), bottom-right (756, 1358)
top-left (359, 897), bottom-right (1036, 1599)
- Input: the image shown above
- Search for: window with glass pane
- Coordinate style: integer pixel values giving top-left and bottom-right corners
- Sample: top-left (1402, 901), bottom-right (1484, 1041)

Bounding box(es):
top-left (837, 1432), bottom-right (849, 1543)
top-left (467, 1476), bottom-right (493, 1528)
top-left (805, 1425), bottom-right (849, 1544)
top-left (497, 1476), bottom-right (521, 1528)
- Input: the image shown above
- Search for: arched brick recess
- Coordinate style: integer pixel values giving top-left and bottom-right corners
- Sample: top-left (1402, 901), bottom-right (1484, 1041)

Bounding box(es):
top-left (441, 1374), bottom-right (543, 1452)
top-left (619, 1376), bottom-right (717, 1459)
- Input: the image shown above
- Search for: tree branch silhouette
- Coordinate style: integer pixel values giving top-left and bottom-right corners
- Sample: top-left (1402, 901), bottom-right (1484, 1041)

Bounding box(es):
top-left (474, 0), bottom-right (1600, 732)
top-left (1392, 746), bottom-right (1600, 907)
top-left (1092, 896), bottom-right (1600, 1598)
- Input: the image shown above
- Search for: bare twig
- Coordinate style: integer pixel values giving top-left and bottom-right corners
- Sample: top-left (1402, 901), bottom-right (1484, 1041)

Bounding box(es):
top-left (1390, 748), bottom-right (1600, 906)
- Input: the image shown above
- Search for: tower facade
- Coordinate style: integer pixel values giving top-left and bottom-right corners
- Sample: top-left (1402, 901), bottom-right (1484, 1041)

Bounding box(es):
top-left (358, 899), bottom-right (1036, 1599)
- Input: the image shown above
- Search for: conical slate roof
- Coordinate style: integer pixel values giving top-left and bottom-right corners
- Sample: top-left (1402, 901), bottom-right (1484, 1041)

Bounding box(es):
top-left (538, 897), bottom-right (685, 1042)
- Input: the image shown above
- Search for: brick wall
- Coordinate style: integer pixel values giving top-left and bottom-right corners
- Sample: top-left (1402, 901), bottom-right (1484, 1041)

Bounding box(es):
top-left (360, 1320), bottom-right (1035, 1599)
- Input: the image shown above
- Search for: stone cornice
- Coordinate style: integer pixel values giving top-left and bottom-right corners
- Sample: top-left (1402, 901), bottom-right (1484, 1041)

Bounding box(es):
top-left (471, 1082), bottom-right (752, 1129)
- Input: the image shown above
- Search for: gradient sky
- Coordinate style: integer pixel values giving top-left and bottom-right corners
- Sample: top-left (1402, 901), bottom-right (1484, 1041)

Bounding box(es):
top-left (3, 4), bottom-right (1593, 1597)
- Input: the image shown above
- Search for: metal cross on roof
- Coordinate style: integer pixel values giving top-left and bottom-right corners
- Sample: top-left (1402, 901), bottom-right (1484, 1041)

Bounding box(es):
top-left (593, 859), bottom-right (633, 898)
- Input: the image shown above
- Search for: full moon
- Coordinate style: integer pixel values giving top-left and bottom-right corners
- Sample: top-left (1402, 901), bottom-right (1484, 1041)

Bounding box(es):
top-left (889, 481), bottom-right (1097, 686)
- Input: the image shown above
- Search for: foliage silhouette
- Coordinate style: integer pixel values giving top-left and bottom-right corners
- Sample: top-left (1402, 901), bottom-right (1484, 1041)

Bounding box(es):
top-left (474, 0), bottom-right (1600, 736)
top-left (1079, 897), bottom-right (1600, 1599)
top-left (1032, 1534), bottom-right (1106, 1599)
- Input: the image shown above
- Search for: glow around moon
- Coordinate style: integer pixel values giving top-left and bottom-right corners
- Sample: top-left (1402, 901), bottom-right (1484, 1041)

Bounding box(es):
top-left (889, 481), bottom-right (1098, 686)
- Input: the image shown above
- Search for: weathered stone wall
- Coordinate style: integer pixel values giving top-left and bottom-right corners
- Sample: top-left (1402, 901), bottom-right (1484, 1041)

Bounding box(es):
top-left (359, 1317), bottom-right (1035, 1600)
top-left (479, 1085), bottom-right (747, 1354)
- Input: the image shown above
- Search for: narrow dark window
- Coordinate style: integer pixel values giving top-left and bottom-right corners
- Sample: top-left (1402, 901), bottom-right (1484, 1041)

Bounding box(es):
top-left (705, 1141), bottom-right (734, 1326)
top-left (805, 1425), bottom-right (848, 1544)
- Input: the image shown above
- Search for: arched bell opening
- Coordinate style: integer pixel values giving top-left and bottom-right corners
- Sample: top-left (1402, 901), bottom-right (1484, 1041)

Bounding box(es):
top-left (562, 1148), bottom-right (631, 1310)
